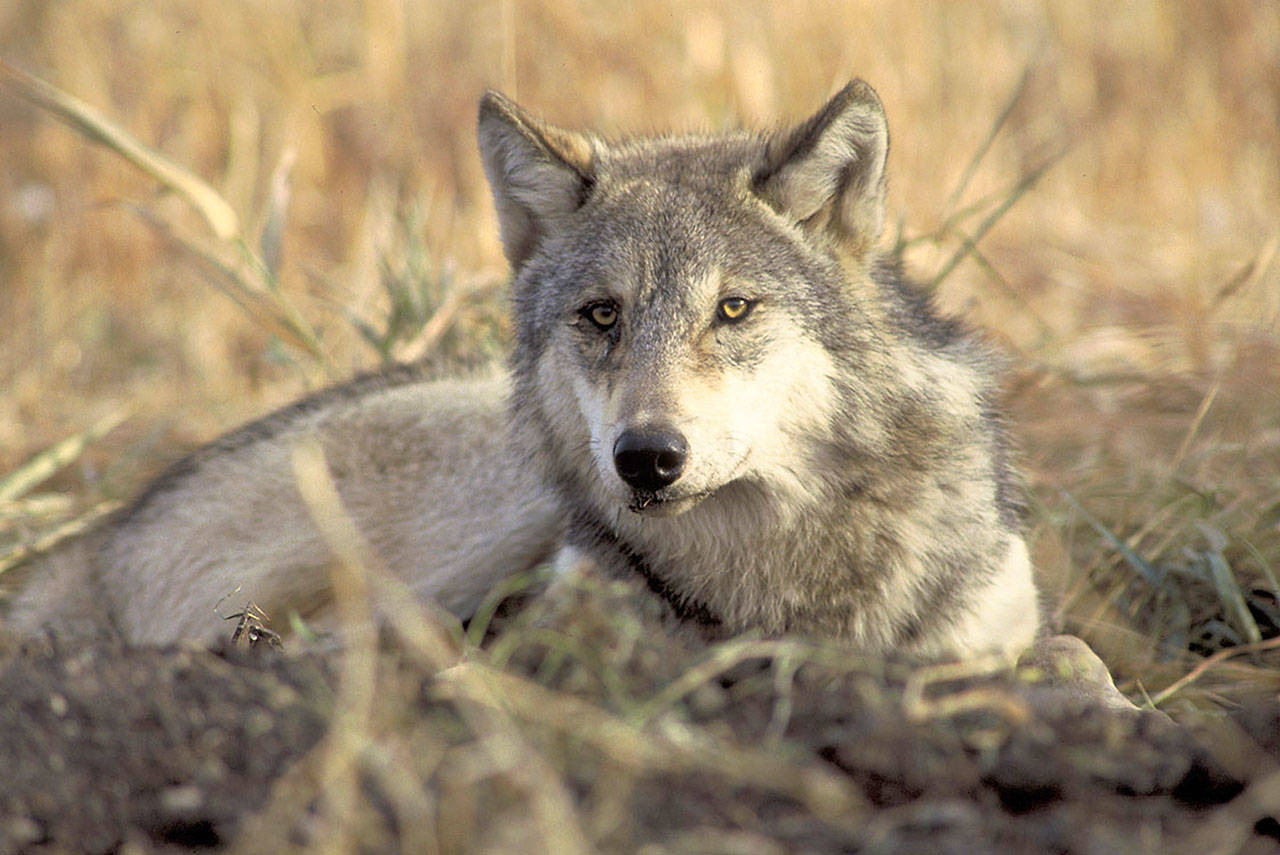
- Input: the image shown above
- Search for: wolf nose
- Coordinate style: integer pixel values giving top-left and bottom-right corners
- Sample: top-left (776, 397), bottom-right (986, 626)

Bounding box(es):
top-left (613, 427), bottom-right (688, 491)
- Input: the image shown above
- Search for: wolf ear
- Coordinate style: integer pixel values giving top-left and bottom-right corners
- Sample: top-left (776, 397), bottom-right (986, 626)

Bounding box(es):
top-left (754, 80), bottom-right (888, 258)
top-left (477, 91), bottom-right (595, 269)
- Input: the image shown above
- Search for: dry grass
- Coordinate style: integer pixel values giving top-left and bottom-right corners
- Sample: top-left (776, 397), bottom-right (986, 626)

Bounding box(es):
top-left (0, 0), bottom-right (1278, 798)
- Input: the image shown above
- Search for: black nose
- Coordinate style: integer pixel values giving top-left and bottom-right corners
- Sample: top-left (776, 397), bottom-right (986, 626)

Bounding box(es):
top-left (613, 426), bottom-right (688, 491)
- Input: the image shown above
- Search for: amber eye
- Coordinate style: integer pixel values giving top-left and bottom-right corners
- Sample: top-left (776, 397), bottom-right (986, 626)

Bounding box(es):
top-left (717, 297), bottom-right (753, 322)
top-left (583, 302), bottom-right (619, 330)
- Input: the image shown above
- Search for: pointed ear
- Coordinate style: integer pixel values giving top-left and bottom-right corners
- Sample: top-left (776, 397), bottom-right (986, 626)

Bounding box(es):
top-left (754, 80), bottom-right (889, 258)
top-left (477, 91), bottom-right (596, 269)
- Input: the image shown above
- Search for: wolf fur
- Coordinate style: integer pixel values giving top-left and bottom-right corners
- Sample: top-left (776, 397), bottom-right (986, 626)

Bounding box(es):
top-left (4, 80), bottom-right (1040, 659)
top-left (6, 366), bottom-right (562, 645)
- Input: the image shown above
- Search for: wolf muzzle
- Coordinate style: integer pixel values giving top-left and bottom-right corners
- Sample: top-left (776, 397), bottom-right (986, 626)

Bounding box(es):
top-left (613, 426), bottom-right (687, 491)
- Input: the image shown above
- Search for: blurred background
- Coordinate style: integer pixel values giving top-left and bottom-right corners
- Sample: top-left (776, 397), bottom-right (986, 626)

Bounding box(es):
top-left (1, 1), bottom-right (1277, 699)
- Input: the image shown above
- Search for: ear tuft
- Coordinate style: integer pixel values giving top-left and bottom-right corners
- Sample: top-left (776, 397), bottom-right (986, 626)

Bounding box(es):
top-left (754, 80), bottom-right (889, 257)
top-left (477, 91), bottom-right (595, 269)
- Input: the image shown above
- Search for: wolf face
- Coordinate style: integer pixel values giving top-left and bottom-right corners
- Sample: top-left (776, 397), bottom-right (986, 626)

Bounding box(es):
top-left (481, 83), bottom-right (892, 522)
top-left (479, 82), bottom-right (1038, 655)
top-left (523, 183), bottom-right (849, 519)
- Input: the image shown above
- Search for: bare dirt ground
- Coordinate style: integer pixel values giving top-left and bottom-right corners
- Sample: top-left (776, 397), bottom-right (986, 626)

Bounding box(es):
top-left (2, 582), bottom-right (1278, 855)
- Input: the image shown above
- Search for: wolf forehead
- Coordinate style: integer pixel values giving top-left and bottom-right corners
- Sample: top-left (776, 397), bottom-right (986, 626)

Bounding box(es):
top-left (510, 141), bottom-right (860, 353)
top-left (532, 139), bottom-right (825, 274)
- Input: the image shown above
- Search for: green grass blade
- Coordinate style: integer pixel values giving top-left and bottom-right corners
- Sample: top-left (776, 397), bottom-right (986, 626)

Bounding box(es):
top-left (129, 206), bottom-right (334, 373)
top-left (1060, 489), bottom-right (1166, 587)
top-left (930, 147), bottom-right (1066, 289)
top-left (943, 64), bottom-right (1032, 213)
top-left (1198, 522), bottom-right (1264, 645)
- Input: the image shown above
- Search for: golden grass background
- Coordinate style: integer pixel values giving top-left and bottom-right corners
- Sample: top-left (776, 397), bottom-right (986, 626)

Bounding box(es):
top-left (1, 1), bottom-right (1279, 699)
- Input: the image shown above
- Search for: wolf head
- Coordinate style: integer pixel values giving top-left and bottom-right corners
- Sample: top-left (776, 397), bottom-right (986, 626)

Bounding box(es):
top-left (479, 82), bottom-right (896, 520)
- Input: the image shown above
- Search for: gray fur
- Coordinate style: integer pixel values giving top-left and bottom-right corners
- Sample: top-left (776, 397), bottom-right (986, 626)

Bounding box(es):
top-left (486, 80), bottom-right (1039, 657)
top-left (5, 80), bottom-right (1039, 659)
top-left (6, 365), bottom-right (561, 645)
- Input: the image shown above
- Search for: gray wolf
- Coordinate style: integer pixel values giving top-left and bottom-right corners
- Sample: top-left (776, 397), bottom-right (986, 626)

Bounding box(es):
top-left (4, 80), bottom-right (1041, 660)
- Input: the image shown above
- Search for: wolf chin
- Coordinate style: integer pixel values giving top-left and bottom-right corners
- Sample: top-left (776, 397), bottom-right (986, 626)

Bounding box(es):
top-left (4, 80), bottom-right (1040, 659)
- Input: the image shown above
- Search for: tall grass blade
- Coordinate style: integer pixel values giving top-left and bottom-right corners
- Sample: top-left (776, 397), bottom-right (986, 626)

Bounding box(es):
top-left (1197, 522), bottom-right (1263, 645)
top-left (0, 60), bottom-right (239, 241)
top-left (0, 501), bottom-right (121, 576)
top-left (1150, 635), bottom-right (1280, 707)
top-left (259, 148), bottom-right (297, 281)
top-left (930, 147), bottom-right (1066, 289)
top-left (0, 410), bottom-right (127, 504)
top-left (1060, 489), bottom-right (1165, 587)
top-left (1212, 233), bottom-right (1278, 309)
top-left (943, 64), bottom-right (1032, 213)
top-left (131, 207), bottom-right (333, 372)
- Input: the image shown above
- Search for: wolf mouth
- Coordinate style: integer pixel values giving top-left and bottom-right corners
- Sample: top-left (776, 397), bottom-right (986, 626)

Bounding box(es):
top-left (624, 454), bottom-right (750, 516)
top-left (626, 486), bottom-right (719, 516)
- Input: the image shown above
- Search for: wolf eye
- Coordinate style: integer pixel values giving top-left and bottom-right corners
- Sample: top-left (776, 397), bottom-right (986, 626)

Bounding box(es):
top-left (582, 302), bottom-right (619, 331)
top-left (717, 297), bottom-right (754, 323)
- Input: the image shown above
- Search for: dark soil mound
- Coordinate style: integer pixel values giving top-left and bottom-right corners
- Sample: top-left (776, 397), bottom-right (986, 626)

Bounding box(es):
top-left (2, 583), bottom-right (1277, 854)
